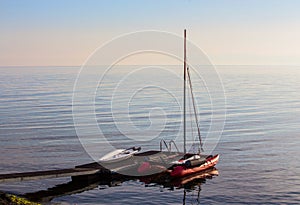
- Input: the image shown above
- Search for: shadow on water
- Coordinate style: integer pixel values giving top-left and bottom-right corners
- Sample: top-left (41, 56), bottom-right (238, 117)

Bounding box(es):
top-left (23, 168), bottom-right (218, 204)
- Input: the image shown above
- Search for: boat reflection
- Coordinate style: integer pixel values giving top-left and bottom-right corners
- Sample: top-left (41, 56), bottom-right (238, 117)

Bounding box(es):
top-left (24, 168), bottom-right (218, 204)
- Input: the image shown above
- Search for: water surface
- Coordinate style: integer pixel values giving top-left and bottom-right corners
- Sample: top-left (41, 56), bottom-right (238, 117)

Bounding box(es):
top-left (0, 65), bottom-right (299, 204)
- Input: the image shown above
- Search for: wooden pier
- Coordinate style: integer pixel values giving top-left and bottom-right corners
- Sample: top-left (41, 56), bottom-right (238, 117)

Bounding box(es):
top-left (0, 162), bottom-right (109, 183)
top-left (0, 151), bottom-right (183, 183)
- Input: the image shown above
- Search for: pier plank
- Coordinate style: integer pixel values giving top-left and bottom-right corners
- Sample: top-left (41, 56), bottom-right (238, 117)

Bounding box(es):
top-left (0, 167), bottom-right (104, 183)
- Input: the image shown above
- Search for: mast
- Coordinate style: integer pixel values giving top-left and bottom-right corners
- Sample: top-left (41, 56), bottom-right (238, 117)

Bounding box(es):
top-left (183, 29), bottom-right (187, 154)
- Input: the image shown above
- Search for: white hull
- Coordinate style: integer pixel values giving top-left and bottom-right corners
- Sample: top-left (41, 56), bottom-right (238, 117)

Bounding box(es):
top-left (99, 147), bottom-right (140, 164)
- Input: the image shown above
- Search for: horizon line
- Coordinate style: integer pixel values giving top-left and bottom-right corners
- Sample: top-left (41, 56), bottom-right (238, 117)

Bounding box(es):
top-left (1, 64), bottom-right (300, 68)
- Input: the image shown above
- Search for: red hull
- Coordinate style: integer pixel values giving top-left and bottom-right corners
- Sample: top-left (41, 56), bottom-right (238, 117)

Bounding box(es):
top-left (170, 154), bottom-right (219, 177)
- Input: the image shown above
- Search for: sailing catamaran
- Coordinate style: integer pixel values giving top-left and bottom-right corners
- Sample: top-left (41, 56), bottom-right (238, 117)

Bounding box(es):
top-left (169, 29), bottom-right (219, 177)
top-left (99, 30), bottom-right (219, 177)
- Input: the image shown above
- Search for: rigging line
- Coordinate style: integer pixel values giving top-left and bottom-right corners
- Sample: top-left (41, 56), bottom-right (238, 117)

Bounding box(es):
top-left (187, 79), bottom-right (195, 152)
top-left (187, 66), bottom-right (204, 152)
top-left (185, 50), bottom-right (196, 153)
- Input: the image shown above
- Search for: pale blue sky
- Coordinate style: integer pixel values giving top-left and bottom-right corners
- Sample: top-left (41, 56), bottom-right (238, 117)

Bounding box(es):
top-left (1, 0), bottom-right (300, 66)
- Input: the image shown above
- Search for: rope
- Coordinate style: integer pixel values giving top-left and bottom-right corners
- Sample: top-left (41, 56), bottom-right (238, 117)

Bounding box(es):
top-left (187, 81), bottom-right (195, 152)
top-left (187, 66), bottom-right (204, 153)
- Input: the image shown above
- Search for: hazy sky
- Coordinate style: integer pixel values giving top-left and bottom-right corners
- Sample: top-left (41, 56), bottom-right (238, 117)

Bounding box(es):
top-left (1, 0), bottom-right (300, 66)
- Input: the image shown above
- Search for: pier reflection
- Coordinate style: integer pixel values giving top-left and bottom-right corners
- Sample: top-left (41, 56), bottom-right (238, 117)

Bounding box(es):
top-left (24, 168), bottom-right (218, 204)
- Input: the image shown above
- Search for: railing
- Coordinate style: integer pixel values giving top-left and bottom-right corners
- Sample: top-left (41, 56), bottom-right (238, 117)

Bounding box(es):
top-left (160, 139), bottom-right (170, 152)
top-left (160, 139), bottom-right (180, 153)
top-left (169, 140), bottom-right (180, 152)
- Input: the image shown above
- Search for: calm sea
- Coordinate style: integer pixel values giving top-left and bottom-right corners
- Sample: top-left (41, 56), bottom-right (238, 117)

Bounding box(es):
top-left (0, 65), bottom-right (299, 204)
